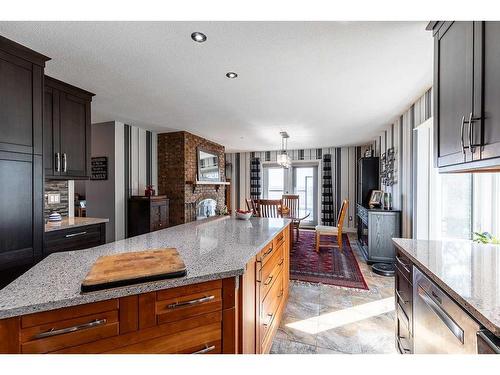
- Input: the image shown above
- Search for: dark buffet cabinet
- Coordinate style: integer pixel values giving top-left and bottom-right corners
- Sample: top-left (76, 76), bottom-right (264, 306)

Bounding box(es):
top-left (430, 21), bottom-right (500, 172)
top-left (127, 196), bottom-right (170, 238)
top-left (0, 36), bottom-right (49, 288)
top-left (44, 76), bottom-right (94, 179)
top-left (44, 224), bottom-right (106, 257)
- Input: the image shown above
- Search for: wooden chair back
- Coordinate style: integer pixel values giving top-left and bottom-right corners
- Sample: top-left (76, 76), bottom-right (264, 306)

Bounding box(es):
top-left (282, 194), bottom-right (299, 218)
top-left (336, 199), bottom-right (349, 233)
top-left (257, 199), bottom-right (282, 218)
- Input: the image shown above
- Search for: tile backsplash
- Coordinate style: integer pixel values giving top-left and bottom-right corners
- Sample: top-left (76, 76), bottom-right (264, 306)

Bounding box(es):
top-left (44, 180), bottom-right (69, 220)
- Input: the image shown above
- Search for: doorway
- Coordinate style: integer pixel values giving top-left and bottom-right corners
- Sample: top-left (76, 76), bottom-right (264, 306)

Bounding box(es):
top-left (262, 163), bottom-right (318, 226)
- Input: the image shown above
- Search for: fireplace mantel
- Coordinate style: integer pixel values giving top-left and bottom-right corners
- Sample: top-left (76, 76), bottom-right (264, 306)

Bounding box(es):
top-left (186, 180), bottom-right (230, 193)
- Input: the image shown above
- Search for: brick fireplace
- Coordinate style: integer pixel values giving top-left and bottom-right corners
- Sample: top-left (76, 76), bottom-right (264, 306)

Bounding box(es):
top-left (157, 131), bottom-right (225, 226)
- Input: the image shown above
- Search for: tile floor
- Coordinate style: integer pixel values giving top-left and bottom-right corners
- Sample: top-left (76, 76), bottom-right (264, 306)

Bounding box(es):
top-left (270, 233), bottom-right (397, 354)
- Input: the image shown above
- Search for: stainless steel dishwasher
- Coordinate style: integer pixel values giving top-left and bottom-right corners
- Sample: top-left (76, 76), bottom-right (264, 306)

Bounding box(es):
top-left (413, 267), bottom-right (480, 354)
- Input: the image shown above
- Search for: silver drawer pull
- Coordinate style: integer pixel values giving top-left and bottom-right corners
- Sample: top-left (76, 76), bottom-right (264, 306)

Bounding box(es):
top-left (263, 313), bottom-right (273, 327)
top-left (264, 275), bottom-right (273, 286)
top-left (262, 247), bottom-right (273, 259)
top-left (395, 289), bottom-right (408, 304)
top-left (65, 231), bottom-right (87, 238)
top-left (395, 256), bottom-right (410, 274)
top-left (33, 318), bottom-right (107, 340)
top-left (167, 295), bottom-right (215, 309)
top-left (192, 345), bottom-right (216, 354)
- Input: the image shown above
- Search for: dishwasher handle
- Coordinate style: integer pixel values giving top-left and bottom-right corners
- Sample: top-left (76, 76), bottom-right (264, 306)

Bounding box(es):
top-left (477, 330), bottom-right (500, 354)
top-left (418, 285), bottom-right (464, 344)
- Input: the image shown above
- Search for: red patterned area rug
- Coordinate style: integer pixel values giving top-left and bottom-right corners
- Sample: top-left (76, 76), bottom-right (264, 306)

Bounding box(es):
top-left (290, 230), bottom-right (369, 290)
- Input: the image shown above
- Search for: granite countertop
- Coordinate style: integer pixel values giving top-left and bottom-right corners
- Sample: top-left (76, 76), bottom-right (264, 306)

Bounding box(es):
top-left (0, 216), bottom-right (291, 319)
top-left (45, 217), bottom-right (109, 232)
top-left (393, 238), bottom-right (500, 336)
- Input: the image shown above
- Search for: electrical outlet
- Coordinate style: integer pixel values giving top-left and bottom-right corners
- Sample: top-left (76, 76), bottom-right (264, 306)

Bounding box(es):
top-left (47, 193), bottom-right (60, 204)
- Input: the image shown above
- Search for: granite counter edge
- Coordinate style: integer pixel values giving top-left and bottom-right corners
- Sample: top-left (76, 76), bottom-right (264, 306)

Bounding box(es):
top-left (392, 238), bottom-right (500, 337)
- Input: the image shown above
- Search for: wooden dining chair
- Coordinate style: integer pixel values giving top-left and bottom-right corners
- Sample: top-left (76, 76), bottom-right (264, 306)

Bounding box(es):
top-left (282, 194), bottom-right (310, 241)
top-left (257, 199), bottom-right (282, 218)
top-left (315, 199), bottom-right (349, 252)
top-left (245, 198), bottom-right (259, 216)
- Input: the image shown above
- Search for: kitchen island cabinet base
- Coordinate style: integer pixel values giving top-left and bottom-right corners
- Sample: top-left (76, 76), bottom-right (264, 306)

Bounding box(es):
top-left (0, 223), bottom-right (291, 354)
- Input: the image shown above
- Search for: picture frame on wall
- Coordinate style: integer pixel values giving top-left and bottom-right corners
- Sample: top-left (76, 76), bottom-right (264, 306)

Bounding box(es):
top-left (368, 190), bottom-right (383, 208)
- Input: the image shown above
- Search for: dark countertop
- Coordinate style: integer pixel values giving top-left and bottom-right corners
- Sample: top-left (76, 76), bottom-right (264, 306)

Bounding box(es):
top-left (393, 238), bottom-right (500, 337)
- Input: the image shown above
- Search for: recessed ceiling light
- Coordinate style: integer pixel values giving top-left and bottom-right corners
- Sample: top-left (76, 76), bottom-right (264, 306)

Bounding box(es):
top-left (226, 72), bottom-right (238, 79)
top-left (191, 32), bottom-right (207, 43)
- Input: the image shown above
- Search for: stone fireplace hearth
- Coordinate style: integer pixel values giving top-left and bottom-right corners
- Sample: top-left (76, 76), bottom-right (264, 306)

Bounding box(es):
top-left (196, 198), bottom-right (217, 220)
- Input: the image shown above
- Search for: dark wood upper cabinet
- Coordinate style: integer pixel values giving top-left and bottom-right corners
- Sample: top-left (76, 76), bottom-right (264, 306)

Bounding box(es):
top-left (44, 76), bottom-right (94, 179)
top-left (0, 36), bottom-right (48, 288)
top-left (431, 21), bottom-right (500, 172)
top-left (0, 35), bottom-right (48, 155)
top-left (433, 21), bottom-right (474, 168)
top-left (478, 22), bottom-right (500, 162)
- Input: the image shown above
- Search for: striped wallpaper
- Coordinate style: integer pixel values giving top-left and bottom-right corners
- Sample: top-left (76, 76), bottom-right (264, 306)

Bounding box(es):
top-left (371, 88), bottom-right (433, 238)
top-left (226, 145), bottom-right (364, 231)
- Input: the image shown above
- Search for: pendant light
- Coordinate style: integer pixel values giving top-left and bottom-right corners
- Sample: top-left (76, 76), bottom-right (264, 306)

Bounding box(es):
top-left (277, 131), bottom-right (291, 168)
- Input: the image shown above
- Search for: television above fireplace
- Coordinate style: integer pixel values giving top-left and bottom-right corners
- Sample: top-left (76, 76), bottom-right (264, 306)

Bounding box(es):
top-left (197, 148), bottom-right (220, 182)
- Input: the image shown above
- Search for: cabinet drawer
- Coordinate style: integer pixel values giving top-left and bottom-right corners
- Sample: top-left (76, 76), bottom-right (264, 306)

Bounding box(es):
top-left (44, 224), bottom-right (104, 255)
top-left (396, 302), bottom-right (412, 354)
top-left (104, 322), bottom-right (221, 354)
top-left (395, 249), bottom-right (412, 281)
top-left (395, 268), bottom-right (412, 326)
top-left (156, 280), bottom-right (222, 324)
top-left (259, 243), bottom-right (284, 299)
top-left (21, 309), bottom-right (119, 353)
top-left (273, 229), bottom-right (286, 250)
top-left (259, 269), bottom-right (284, 343)
top-left (257, 240), bottom-right (274, 267)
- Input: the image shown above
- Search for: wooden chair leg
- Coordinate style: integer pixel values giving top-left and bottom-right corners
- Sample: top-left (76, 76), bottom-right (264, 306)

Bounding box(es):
top-left (315, 231), bottom-right (320, 253)
top-left (338, 233), bottom-right (343, 251)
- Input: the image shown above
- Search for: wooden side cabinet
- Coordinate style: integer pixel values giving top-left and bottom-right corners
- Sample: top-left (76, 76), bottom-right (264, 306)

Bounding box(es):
top-left (357, 204), bottom-right (401, 264)
top-left (128, 196), bottom-right (170, 237)
top-left (44, 76), bottom-right (94, 179)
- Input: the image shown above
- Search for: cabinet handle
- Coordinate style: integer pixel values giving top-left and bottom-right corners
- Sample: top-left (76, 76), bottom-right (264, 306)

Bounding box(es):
top-left (264, 275), bottom-right (273, 286)
top-left (62, 153), bottom-right (67, 172)
top-left (262, 246), bottom-right (273, 259)
top-left (395, 289), bottom-right (408, 304)
top-left (55, 152), bottom-right (61, 172)
top-left (65, 231), bottom-right (87, 238)
top-left (278, 259), bottom-right (284, 266)
top-left (192, 345), bottom-right (216, 354)
top-left (397, 337), bottom-right (411, 353)
top-left (167, 295), bottom-right (215, 309)
top-left (263, 313), bottom-right (273, 327)
top-left (32, 318), bottom-right (107, 340)
top-left (467, 112), bottom-right (482, 154)
top-left (395, 256), bottom-right (410, 274)
top-left (460, 115), bottom-right (466, 155)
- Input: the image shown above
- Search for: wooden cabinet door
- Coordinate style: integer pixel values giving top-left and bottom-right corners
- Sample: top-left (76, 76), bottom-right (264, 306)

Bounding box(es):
top-left (0, 51), bottom-right (34, 154)
top-left (0, 152), bottom-right (43, 278)
top-left (434, 22), bottom-right (474, 167)
top-left (43, 87), bottom-right (61, 176)
top-left (59, 93), bottom-right (90, 177)
top-left (477, 21), bottom-right (500, 161)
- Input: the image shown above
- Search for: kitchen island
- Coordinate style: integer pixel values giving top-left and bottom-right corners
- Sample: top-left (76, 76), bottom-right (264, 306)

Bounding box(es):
top-left (0, 216), bottom-right (291, 354)
top-left (392, 238), bottom-right (500, 354)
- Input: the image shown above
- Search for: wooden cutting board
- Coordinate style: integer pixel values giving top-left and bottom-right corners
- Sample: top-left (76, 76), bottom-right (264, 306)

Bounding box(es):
top-left (81, 248), bottom-right (187, 292)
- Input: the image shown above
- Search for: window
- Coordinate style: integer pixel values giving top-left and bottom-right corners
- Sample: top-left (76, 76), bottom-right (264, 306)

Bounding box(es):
top-left (263, 167), bottom-right (284, 199)
top-left (415, 118), bottom-right (500, 240)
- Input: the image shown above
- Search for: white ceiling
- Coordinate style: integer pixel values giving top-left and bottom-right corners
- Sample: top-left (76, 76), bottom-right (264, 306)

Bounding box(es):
top-left (0, 21), bottom-right (432, 152)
